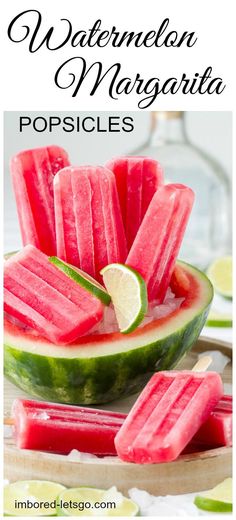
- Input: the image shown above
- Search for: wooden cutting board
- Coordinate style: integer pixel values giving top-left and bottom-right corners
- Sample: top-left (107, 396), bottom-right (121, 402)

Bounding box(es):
top-left (4, 337), bottom-right (232, 496)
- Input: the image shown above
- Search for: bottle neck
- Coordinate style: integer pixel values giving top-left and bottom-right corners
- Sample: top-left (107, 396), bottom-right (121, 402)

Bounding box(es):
top-left (149, 112), bottom-right (187, 146)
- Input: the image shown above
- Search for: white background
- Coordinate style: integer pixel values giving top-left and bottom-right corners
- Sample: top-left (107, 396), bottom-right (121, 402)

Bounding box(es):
top-left (1, 0), bottom-right (235, 110)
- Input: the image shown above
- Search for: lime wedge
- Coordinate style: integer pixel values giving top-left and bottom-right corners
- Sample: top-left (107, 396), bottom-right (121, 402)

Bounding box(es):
top-left (207, 256), bottom-right (232, 298)
top-left (4, 480), bottom-right (65, 516)
top-left (57, 486), bottom-right (139, 516)
top-left (49, 257), bottom-right (111, 305)
top-left (206, 310), bottom-right (232, 327)
top-left (101, 264), bottom-right (148, 334)
top-left (194, 478), bottom-right (232, 512)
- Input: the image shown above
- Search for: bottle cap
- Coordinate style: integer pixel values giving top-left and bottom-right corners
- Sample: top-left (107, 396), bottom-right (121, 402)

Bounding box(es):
top-left (152, 111), bottom-right (183, 119)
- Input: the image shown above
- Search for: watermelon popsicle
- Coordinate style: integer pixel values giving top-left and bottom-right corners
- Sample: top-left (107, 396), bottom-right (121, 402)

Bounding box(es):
top-left (9, 394), bottom-right (231, 456)
top-left (115, 370), bottom-right (223, 463)
top-left (126, 183), bottom-right (194, 302)
top-left (54, 166), bottom-right (127, 281)
top-left (106, 157), bottom-right (163, 250)
top-left (11, 399), bottom-right (126, 456)
top-left (190, 394), bottom-right (232, 448)
top-left (4, 245), bottom-right (104, 344)
top-left (10, 146), bottom-right (70, 255)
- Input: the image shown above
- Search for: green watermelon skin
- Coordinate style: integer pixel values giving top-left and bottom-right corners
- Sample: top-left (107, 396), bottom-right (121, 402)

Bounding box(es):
top-left (4, 262), bottom-right (213, 405)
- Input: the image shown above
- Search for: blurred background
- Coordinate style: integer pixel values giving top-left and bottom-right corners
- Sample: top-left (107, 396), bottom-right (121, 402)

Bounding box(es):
top-left (4, 111), bottom-right (232, 268)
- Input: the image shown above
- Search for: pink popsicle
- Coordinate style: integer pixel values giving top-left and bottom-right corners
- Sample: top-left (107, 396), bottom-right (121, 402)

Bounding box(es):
top-left (54, 166), bottom-right (127, 281)
top-left (4, 245), bottom-right (104, 345)
top-left (12, 399), bottom-right (126, 456)
top-left (191, 394), bottom-right (232, 448)
top-left (126, 184), bottom-right (194, 302)
top-left (10, 395), bottom-right (232, 457)
top-left (10, 146), bottom-right (70, 255)
top-left (115, 370), bottom-right (223, 463)
top-left (106, 157), bottom-right (163, 250)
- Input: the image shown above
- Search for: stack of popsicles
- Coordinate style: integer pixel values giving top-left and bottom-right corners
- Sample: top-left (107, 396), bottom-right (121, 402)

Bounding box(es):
top-left (5, 145), bottom-right (231, 465)
top-left (11, 148), bottom-right (128, 281)
top-left (8, 146), bottom-right (194, 326)
top-left (10, 381), bottom-right (231, 459)
top-left (7, 151), bottom-right (133, 343)
top-left (6, 146), bottom-right (195, 345)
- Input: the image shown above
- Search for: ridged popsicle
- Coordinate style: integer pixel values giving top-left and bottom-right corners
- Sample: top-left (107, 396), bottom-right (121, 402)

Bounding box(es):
top-left (126, 184), bottom-right (194, 302)
top-left (106, 157), bottom-right (163, 250)
top-left (4, 245), bottom-right (104, 345)
top-left (54, 166), bottom-right (127, 281)
top-left (115, 370), bottom-right (223, 463)
top-left (12, 399), bottom-right (126, 455)
top-left (11, 394), bottom-right (232, 456)
top-left (10, 146), bottom-right (70, 255)
top-left (191, 394), bottom-right (232, 448)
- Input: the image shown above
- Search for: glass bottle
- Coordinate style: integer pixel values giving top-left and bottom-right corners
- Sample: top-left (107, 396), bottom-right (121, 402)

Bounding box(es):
top-left (131, 111), bottom-right (231, 269)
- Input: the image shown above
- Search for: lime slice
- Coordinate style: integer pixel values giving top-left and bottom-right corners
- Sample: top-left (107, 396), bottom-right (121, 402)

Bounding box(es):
top-left (49, 257), bottom-right (111, 305)
top-left (207, 256), bottom-right (232, 298)
top-left (206, 310), bottom-right (232, 327)
top-left (101, 264), bottom-right (148, 334)
top-left (57, 486), bottom-right (139, 516)
top-left (4, 480), bottom-right (65, 516)
top-left (194, 478), bottom-right (232, 512)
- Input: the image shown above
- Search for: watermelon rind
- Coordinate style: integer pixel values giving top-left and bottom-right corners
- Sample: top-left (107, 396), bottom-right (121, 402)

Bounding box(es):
top-left (4, 261), bottom-right (213, 405)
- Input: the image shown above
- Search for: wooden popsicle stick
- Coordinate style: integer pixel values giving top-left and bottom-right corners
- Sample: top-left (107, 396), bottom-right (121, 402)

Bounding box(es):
top-left (4, 417), bottom-right (14, 426)
top-left (192, 355), bottom-right (212, 372)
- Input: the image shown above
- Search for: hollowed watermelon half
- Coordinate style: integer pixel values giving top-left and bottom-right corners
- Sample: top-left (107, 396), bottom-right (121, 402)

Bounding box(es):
top-left (4, 261), bottom-right (213, 405)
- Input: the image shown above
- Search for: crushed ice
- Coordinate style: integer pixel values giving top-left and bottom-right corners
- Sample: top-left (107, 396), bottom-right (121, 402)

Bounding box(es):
top-left (128, 488), bottom-right (202, 516)
top-left (4, 425), bottom-right (12, 438)
top-left (102, 487), bottom-right (123, 507)
top-left (67, 449), bottom-right (99, 461)
top-left (5, 287), bottom-right (184, 338)
top-left (31, 412), bottom-right (50, 420)
top-left (91, 288), bottom-right (184, 335)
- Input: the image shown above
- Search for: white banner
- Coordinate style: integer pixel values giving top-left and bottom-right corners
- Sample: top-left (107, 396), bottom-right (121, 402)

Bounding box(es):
top-left (2, 0), bottom-right (235, 110)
